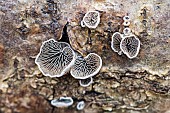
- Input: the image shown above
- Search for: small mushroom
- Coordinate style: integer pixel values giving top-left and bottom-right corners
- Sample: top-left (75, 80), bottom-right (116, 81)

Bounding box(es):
top-left (77, 101), bottom-right (85, 110)
top-left (111, 32), bottom-right (123, 55)
top-left (123, 21), bottom-right (130, 26)
top-left (123, 16), bottom-right (130, 22)
top-left (81, 11), bottom-right (100, 29)
top-left (70, 53), bottom-right (102, 79)
top-left (51, 97), bottom-right (73, 107)
top-left (123, 27), bottom-right (131, 36)
top-left (79, 77), bottom-right (93, 87)
top-left (81, 20), bottom-right (86, 27)
top-left (35, 39), bottom-right (76, 77)
top-left (120, 35), bottom-right (141, 59)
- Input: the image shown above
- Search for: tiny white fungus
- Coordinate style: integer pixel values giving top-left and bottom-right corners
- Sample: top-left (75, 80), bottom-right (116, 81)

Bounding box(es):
top-left (123, 16), bottom-right (130, 22)
top-left (123, 27), bottom-right (131, 36)
top-left (82, 11), bottom-right (100, 29)
top-left (51, 97), bottom-right (73, 107)
top-left (81, 20), bottom-right (86, 27)
top-left (123, 21), bottom-right (130, 26)
top-left (79, 77), bottom-right (93, 87)
top-left (77, 101), bottom-right (85, 110)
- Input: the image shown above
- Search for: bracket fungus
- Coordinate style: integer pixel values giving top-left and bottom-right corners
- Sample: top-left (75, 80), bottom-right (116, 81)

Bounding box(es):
top-left (51, 97), bottom-right (73, 107)
top-left (35, 39), bottom-right (76, 77)
top-left (81, 11), bottom-right (100, 29)
top-left (111, 32), bottom-right (123, 55)
top-left (70, 53), bottom-right (102, 79)
top-left (77, 101), bottom-right (85, 110)
top-left (79, 77), bottom-right (93, 87)
top-left (120, 35), bottom-right (141, 59)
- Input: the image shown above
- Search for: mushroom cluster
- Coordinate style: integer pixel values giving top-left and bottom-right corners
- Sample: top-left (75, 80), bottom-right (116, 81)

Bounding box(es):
top-left (34, 9), bottom-right (143, 109)
top-left (32, 5), bottom-right (146, 109)
top-left (35, 10), bottom-right (103, 89)
top-left (35, 38), bottom-right (102, 87)
top-left (111, 16), bottom-right (141, 59)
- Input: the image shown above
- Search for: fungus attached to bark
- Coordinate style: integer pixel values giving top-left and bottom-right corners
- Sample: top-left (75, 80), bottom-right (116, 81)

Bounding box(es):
top-left (70, 53), bottom-right (102, 79)
top-left (35, 39), bottom-right (76, 77)
top-left (120, 35), bottom-right (140, 59)
top-left (111, 32), bottom-right (123, 55)
top-left (77, 101), bottom-right (85, 110)
top-left (123, 15), bottom-right (130, 26)
top-left (81, 11), bottom-right (100, 29)
top-left (79, 77), bottom-right (93, 87)
top-left (123, 16), bottom-right (130, 22)
top-left (81, 20), bottom-right (86, 27)
top-left (123, 21), bottom-right (130, 26)
top-left (123, 27), bottom-right (131, 36)
top-left (51, 97), bottom-right (74, 107)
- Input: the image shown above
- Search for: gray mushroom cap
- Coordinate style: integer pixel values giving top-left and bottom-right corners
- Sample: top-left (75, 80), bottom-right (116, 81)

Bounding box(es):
top-left (51, 97), bottom-right (73, 107)
top-left (35, 39), bottom-right (76, 77)
top-left (70, 53), bottom-right (102, 79)
top-left (111, 32), bottom-right (123, 55)
top-left (79, 77), bottom-right (93, 87)
top-left (120, 35), bottom-right (141, 59)
top-left (81, 11), bottom-right (100, 29)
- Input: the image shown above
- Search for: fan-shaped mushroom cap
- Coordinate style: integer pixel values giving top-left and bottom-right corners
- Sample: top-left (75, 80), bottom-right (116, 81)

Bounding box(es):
top-left (111, 32), bottom-right (123, 55)
top-left (81, 11), bottom-right (100, 29)
top-left (120, 35), bottom-right (140, 59)
top-left (70, 53), bottom-right (102, 79)
top-left (51, 97), bottom-right (73, 107)
top-left (35, 39), bottom-right (76, 77)
top-left (79, 77), bottom-right (93, 87)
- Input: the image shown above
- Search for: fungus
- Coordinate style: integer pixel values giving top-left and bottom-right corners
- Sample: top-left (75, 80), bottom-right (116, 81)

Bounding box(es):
top-left (81, 20), bottom-right (86, 27)
top-left (77, 101), bottom-right (85, 110)
top-left (35, 39), bottom-right (76, 77)
top-left (120, 35), bottom-right (140, 59)
top-left (70, 53), bottom-right (102, 79)
top-left (51, 97), bottom-right (73, 107)
top-left (79, 77), bottom-right (93, 87)
top-left (81, 11), bottom-right (100, 29)
top-left (123, 21), bottom-right (130, 26)
top-left (123, 27), bottom-right (131, 36)
top-left (111, 32), bottom-right (123, 55)
top-left (123, 16), bottom-right (130, 22)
